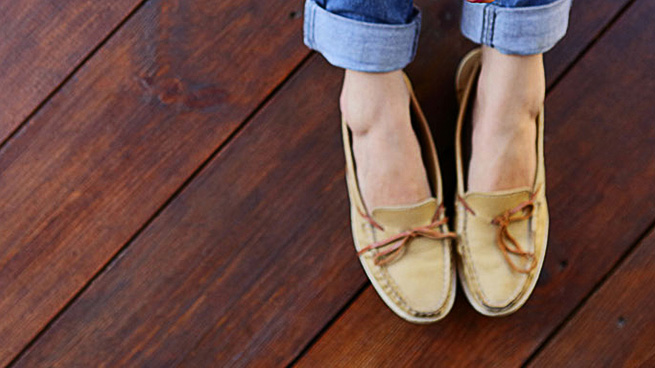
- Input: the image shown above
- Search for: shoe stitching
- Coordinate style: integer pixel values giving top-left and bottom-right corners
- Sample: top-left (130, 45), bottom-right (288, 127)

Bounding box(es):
top-left (456, 191), bottom-right (548, 313)
top-left (353, 207), bottom-right (453, 317)
top-left (455, 49), bottom-right (546, 313)
top-left (458, 200), bottom-right (534, 309)
top-left (361, 211), bottom-right (454, 317)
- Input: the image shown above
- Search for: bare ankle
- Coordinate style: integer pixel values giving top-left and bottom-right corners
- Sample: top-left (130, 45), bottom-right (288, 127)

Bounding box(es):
top-left (474, 47), bottom-right (545, 133)
top-left (340, 69), bottom-right (410, 137)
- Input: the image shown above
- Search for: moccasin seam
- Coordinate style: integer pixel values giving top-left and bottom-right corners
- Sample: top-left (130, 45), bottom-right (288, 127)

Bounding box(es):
top-left (459, 202), bottom-right (533, 309)
top-left (364, 233), bottom-right (453, 317)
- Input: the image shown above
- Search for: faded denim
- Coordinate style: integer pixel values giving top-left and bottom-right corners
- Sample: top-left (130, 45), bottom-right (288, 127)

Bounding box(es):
top-left (303, 0), bottom-right (572, 72)
top-left (461, 0), bottom-right (572, 55)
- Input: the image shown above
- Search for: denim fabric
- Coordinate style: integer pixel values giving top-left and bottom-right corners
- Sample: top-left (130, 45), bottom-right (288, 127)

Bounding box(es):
top-left (314, 0), bottom-right (415, 24)
top-left (495, 0), bottom-right (558, 6)
top-left (304, 0), bottom-right (421, 72)
top-left (303, 0), bottom-right (572, 72)
top-left (461, 0), bottom-right (572, 55)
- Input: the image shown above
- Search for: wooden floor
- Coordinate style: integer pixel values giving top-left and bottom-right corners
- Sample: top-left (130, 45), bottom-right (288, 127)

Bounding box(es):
top-left (1, 0), bottom-right (654, 366)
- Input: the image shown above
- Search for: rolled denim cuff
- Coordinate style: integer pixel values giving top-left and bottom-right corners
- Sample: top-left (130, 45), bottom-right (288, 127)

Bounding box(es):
top-left (461, 0), bottom-right (572, 55)
top-left (303, 0), bottom-right (421, 72)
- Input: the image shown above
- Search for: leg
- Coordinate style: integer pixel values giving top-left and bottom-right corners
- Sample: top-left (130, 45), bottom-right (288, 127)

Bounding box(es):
top-left (461, 0), bottom-right (571, 191)
top-left (468, 46), bottom-right (543, 191)
top-left (305, 0), bottom-right (458, 323)
top-left (341, 69), bottom-right (430, 209)
top-left (304, 0), bottom-right (430, 209)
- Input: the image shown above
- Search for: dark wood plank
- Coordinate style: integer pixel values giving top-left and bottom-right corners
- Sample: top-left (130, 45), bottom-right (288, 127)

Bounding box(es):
top-left (295, 0), bottom-right (655, 366)
top-left (529, 229), bottom-right (655, 367)
top-left (11, 56), bottom-right (360, 367)
top-left (0, 0), bottom-right (140, 139)
top-left (8, 0), bottom-right (634, 366)
top-left (544, 0), bottom-right (632, 85)
top-left (8, 0), bottom-right (472, 364)
top-left (0, 0), bottom-right (307, 365)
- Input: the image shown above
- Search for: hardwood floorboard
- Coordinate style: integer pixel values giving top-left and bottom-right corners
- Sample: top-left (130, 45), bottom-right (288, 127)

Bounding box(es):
top-left (12, 56), bottom-right (355, 367)
top-left (0, 0), bottom-right (141, 141)
top-left (2, 0), bottom-right (643, 366)
top-left (0, 0), bottom-right (307, 365)
top-left (295, 0), bottom-right (655, 366)
top-left (529, 227), bottom-right (655, 367)
top-left (543, 0), bottom-right (634, 86)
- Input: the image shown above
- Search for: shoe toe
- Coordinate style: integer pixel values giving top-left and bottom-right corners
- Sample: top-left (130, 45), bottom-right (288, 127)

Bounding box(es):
top-left (458, 191), bottom-right (539, 312)
top-left (356, 199), bottom-right (455, 321)
top-left (383, 237), bottom-right (453, 315)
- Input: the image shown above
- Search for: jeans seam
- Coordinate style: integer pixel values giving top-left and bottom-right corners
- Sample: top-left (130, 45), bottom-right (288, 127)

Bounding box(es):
top-left (303, 0), bottom-right (421, 71)
top-left (481, 5), bottom-right (497, 48)
top-left (483, 5), bottom-right (492, 46)
top-left (480, 5), bottom-right (486, 45)
top-left (490, 9), bottom-right (496, 48)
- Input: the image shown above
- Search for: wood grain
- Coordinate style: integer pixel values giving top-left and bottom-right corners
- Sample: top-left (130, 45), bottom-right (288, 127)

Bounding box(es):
top-left (0, 0), bottom-right (307, 365)
top-left (11, 56), bottom-right (362, 367)
top-left (4, 0), bottom-right (645, 366)
top-left (529, 229), bottom-right (655, 367)
top-left (296, 0), bottom-right (655, 365)
top-left (0, 0), bottom-right (140, 140)
top-left (544, 0), bottom-right (632, 85)
top-left (9, 0), bottom-right (476, 365)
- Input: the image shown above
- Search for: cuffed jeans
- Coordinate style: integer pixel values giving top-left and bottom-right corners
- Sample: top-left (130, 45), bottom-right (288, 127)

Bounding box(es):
top-left (303, 0), bottom-right (572, 72)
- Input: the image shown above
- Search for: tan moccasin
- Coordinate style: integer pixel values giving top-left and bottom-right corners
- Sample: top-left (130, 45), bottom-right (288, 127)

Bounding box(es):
top-left (454, 48), bottom-right (550, 316)
top-left (343, 73), bottom-right (457, 323)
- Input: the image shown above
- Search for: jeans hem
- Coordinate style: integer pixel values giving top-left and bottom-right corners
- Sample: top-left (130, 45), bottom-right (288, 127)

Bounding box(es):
top-left (303, 0), bottom-right (421, 72)
top-left (461, 0), bottom-right (572, 55)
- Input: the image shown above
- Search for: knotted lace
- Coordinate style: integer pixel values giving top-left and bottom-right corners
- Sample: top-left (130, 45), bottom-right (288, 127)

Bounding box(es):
top-left (356, 204), bottom-right (456, 266)
top-left (458, 186), bottom-right (541, 274)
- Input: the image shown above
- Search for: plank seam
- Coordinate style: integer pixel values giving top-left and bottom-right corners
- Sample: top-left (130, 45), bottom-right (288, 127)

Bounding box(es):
top-left (6, 50), bottom-right (314, 367)
top-left (546, 0), bottom-right (638, 92)
top-left (284, 0), bottom-right (642, 363)
top-left (285, 281), bottom-right (370, 368)
top-left (4, 0), bottom-right (639, 362)
top-left (520, 1), bottom-right (645, 364)
top-left (168, 51), bottom-right (317, 367)
top-left (2, 0), bottom-right (151, 365)
top-left (522, 218), bottom-right (655, 367)
top-left (0, 0), bottom-right (148, 158)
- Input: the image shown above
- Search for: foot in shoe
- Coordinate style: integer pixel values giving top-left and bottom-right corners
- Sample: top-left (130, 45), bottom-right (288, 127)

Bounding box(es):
top-left (340, 69), bottom-right (431, 210)
top-left (468, 46), bottom-right (544, 193)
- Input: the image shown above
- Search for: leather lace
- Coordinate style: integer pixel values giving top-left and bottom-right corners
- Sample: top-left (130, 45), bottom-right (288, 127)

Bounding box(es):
top-left (356, 204), bottom-right (456, 266)
top-left (457, 186), bottom-right (541, 274)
